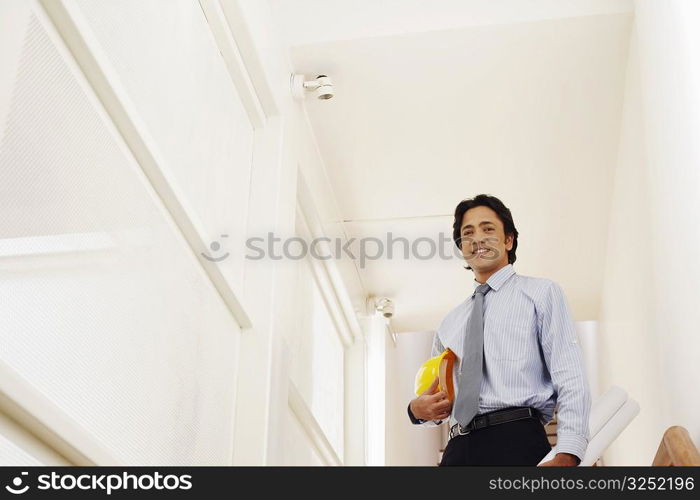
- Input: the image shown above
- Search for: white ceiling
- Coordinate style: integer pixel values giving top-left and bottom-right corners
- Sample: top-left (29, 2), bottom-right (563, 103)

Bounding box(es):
top-left (268, 1), bottom-right (634, 333)
top-left (268, 0), bottom-right (632, 45)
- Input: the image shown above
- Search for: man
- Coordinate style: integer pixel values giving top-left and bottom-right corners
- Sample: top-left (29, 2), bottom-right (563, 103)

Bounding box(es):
top-left (408, 194), bottom-right (591, 466)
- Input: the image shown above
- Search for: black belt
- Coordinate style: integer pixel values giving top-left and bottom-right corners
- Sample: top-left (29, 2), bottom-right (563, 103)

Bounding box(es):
top-left (449, 407), bottom-right (539, 439)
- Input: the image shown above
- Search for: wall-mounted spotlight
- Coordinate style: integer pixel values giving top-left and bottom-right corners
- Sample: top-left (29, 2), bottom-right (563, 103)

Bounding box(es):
top-left (291, 74), bottom-right (334, 101)
top-left (374, 297), bottom-right (395, 319)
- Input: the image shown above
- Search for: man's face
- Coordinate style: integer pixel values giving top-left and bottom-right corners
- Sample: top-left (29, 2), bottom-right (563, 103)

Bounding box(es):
top-left (459, 205), bottom-right (513, 272)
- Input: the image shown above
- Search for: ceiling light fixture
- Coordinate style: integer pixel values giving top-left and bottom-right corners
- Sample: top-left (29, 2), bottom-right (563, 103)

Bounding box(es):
top-left (291, 74), bottom-right (335, 101)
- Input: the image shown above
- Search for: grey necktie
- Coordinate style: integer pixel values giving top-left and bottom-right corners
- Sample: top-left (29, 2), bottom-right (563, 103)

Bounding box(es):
top-left (454, 283), bottom-right (491, 428)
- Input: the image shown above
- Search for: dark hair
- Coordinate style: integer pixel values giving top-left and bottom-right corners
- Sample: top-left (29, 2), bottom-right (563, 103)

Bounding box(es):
top-left (452, 194), bottom-right (519, 269)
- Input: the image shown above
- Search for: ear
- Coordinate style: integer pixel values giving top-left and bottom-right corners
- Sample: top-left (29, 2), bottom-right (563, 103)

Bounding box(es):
top-left (505, 233), bottom-right (514, 251)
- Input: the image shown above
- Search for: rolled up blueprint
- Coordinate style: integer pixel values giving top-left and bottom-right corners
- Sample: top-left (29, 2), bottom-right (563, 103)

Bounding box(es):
top-left (538, 386), bottom-right (637, 466)
top-left (589, 385), bottom-right (628, 437)
top-left (579, 399), bottom-right (640, 466)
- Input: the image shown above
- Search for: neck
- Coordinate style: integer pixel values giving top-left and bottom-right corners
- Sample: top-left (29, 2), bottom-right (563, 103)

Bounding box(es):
top-left (473, 261), bottom-right (508, 284)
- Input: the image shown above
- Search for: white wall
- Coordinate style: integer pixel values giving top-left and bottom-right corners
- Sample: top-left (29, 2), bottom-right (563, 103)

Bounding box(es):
top-left (0, 0), bottom-right (364, 466)
top-left (599, 0), bottom-right (700, 465)
top-left (1, 0), bottom-right (245, 465)
top-left (182, 0), bottom-right (366, 465)
top-left (598, 23), bottom-right (662, 465)
top-left (364, 313), bottom-right (386, 465)
top-left (386, 331), bottom-right (443, 466)
top-left (276, 201), bottom-right (349, 465)
top-left (634, 0), bottom-right (700, 457)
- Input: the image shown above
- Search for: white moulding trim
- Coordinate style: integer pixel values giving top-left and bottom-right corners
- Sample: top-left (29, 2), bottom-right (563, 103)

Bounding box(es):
top-left (287, 382), bottom-right (342, 466)
top-left (0, 361), bottom-right (121, 466)
top-left (197, 0), bottom-right (266, 128)
top-left (296, 205), bottom-right (353, 348)
top-left (0, 232), bottom-right (114, 259)
top-left (217, 0), bottom-right (280, 117)
top-left (296, 176), bottom-right (363, 343)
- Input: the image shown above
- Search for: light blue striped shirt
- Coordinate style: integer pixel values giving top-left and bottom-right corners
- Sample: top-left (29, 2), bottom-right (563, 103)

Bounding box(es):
top-left (424, 264), bottom-right (591, 461)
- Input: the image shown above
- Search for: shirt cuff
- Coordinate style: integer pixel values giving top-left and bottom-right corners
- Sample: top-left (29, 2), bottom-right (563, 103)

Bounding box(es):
top-left (407, 403), bottom-right (425, 424)
top-left (555, 433), bottom-right (588, 464)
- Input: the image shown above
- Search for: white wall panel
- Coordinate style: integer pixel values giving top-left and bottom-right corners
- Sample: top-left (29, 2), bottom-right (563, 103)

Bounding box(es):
top-left (282, 405), bottom-right (324, 466)
top-left (0, 5), bottom-right (240, 465)
top-left (285, 257), bottom-right (345, 459)
top-left (0, 413), bottom-right (70, 466)
top-left (0, 434), bottom-right (43, 467)
top-left (74, 0), bottom-right (255, 289)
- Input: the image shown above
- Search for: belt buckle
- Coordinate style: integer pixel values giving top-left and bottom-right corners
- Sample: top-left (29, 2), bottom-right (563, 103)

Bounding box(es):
top-left (450, 423), bottom-right (471, 439)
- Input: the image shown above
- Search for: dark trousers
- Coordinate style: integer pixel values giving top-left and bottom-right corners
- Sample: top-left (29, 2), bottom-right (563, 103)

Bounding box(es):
top-left (439, 411), bottom-right (552, 466)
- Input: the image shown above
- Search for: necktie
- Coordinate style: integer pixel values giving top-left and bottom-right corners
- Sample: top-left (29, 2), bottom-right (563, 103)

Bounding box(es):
top-left (454, 283), bottom-right (491, 428)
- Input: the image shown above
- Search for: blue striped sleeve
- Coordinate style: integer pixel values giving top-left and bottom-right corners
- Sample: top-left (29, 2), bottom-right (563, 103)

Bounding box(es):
top-left (537, 281), bottom-right (592, 462)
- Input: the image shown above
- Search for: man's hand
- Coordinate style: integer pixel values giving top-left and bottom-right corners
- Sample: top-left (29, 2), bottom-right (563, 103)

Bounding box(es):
top-left (538, 453), bottom-right (580, 467)
top-left (409, 378), bottom-right (452, 421)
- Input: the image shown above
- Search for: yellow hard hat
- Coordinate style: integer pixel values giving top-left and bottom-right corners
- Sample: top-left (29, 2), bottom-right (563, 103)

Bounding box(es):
top-left (414, 348), bottom-right (457, 401)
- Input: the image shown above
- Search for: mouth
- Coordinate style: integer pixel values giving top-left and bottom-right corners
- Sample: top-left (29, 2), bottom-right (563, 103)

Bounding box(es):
top-left (472, 248), bottom-right (490, 257)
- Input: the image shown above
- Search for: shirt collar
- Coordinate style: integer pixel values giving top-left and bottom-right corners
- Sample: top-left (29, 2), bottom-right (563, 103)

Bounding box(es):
top-left (472, 263), bottom-right (516, 292)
